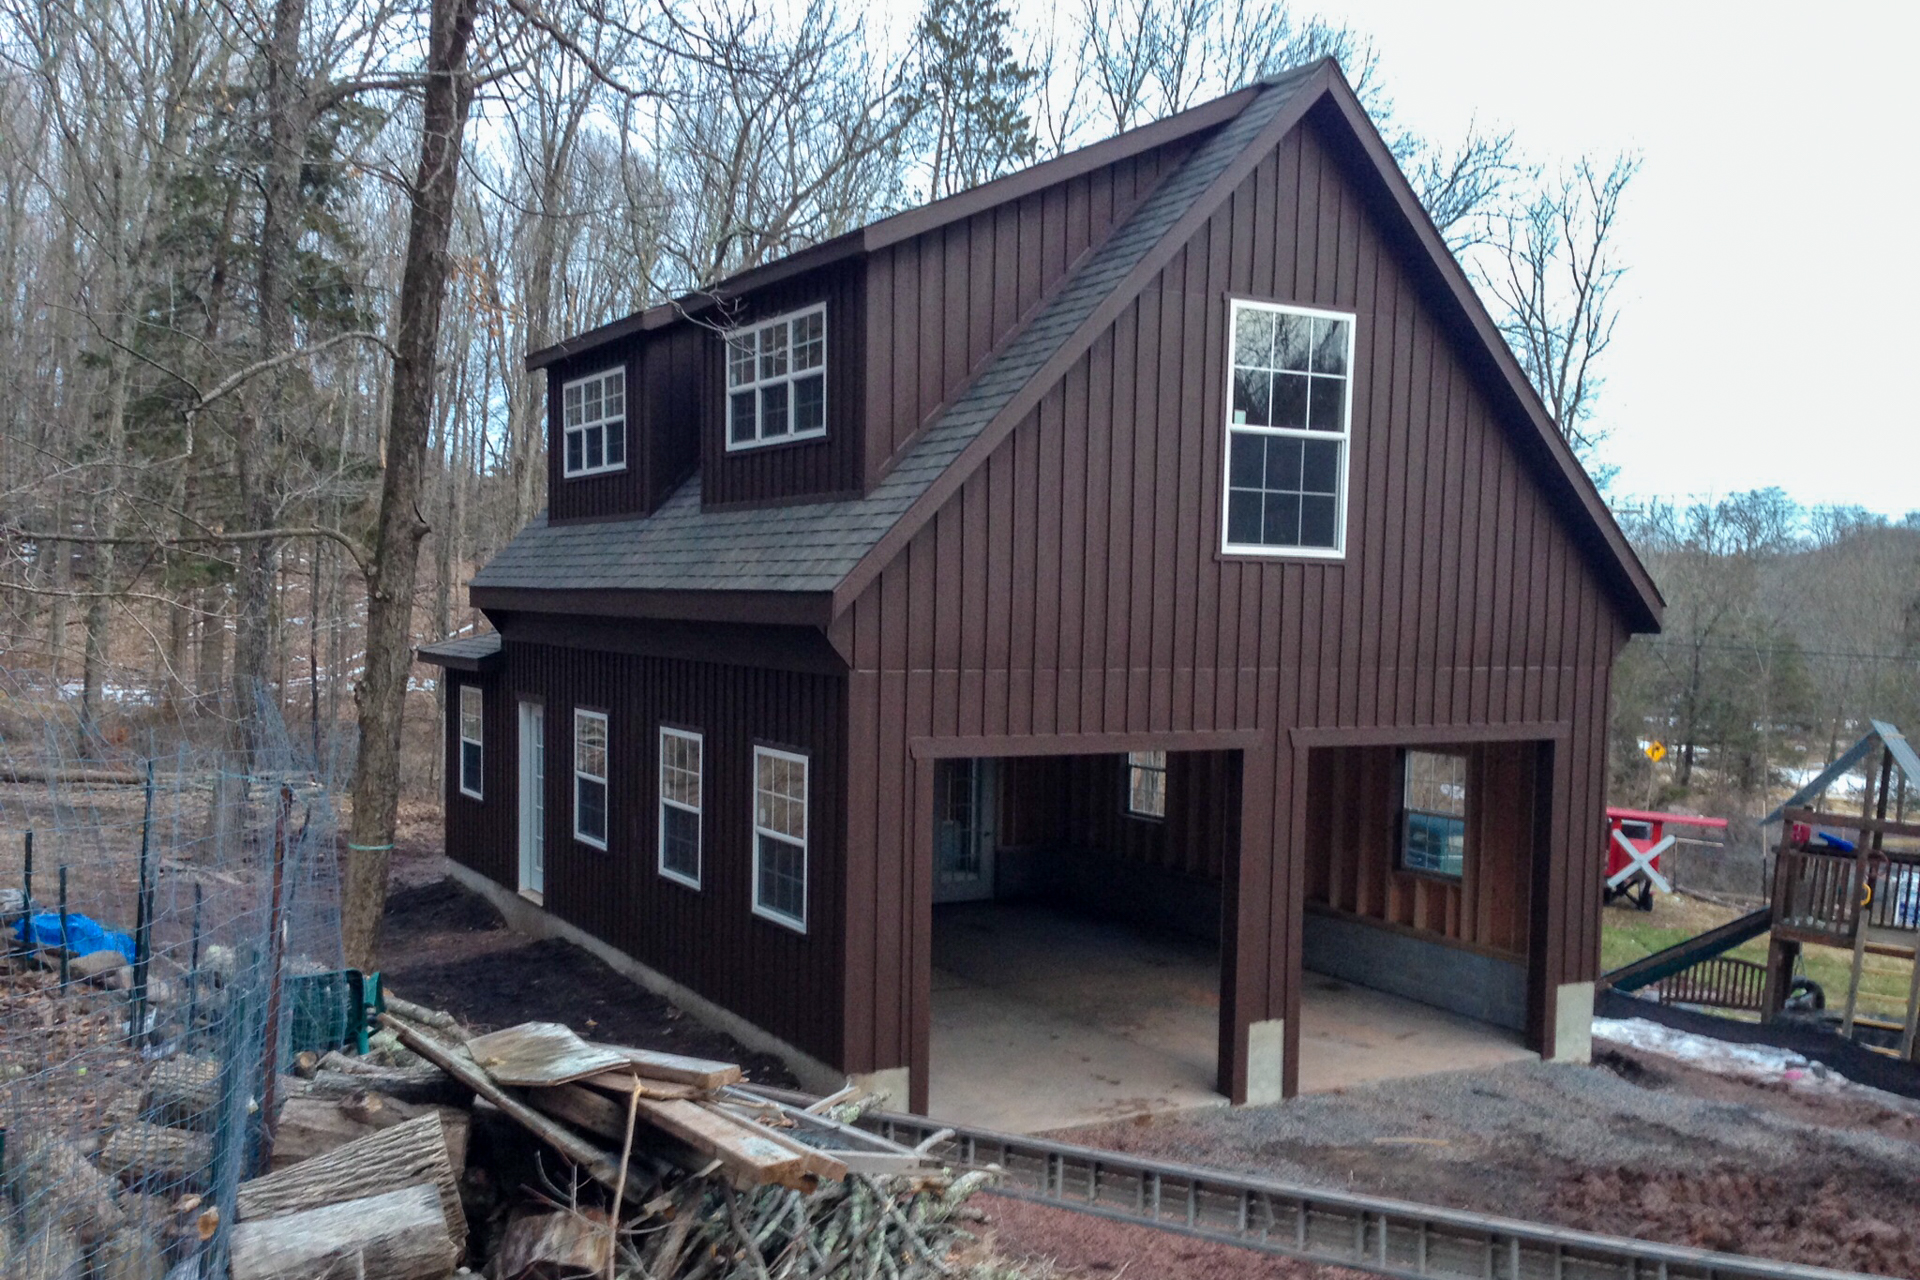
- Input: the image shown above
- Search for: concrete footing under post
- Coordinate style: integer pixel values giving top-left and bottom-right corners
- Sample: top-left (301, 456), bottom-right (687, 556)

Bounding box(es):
top-left (1550, 980), bottom-right (1596, 1062)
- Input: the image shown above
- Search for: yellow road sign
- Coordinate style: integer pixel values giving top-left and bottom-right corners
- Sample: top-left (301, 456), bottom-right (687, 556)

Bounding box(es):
top-left (1644, 741), bottom-right (1666, 763)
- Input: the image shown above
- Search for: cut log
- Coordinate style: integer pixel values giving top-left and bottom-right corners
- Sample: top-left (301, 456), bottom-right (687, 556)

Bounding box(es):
top-left (382, 991), bottom-right (463, 1033)
top-left (98, 1122), bottom-right (212, 1189)
top-left (11, 1224), bottom-right (82, 1280)
top-left (237, 1112), bottom-right (465, 1250)
top-left (94, 1227), bottom-right (168, 1280)
top-left (379, 1014), bottom-right (646, 1202)
top-left (491, 1206), bottom-right (612, 1280)
top-left (9, 1134), bottom-right (126, 1243)
top-left (466, 1022), bottom-right (629, 1086)
top-left (227, 1184), bottom-right (457, 1280)
top-left (271, 1092), bottom-right (469, 1172)
top-left (141, 1056), bottom-right (221, 1129)
top-left (590, 1042), bottom-right (742, 1090)
top-left (296, 1061), bottom-right (472, 1106)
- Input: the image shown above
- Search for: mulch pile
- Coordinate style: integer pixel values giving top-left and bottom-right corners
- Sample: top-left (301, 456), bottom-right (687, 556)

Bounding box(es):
top-left (1554, 1165), bottom-right (1920, 1278)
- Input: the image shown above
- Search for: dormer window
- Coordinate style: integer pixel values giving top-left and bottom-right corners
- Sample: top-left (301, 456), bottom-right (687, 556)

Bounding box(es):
top-left (562, 368), bottom-right (626, 477)
top-left (726, 305), bottom-right (826, 449)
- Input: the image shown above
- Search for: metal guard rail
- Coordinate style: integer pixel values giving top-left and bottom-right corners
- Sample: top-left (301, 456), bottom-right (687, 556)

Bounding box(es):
top-left (759, 1089), bottom-right (1874, 1280)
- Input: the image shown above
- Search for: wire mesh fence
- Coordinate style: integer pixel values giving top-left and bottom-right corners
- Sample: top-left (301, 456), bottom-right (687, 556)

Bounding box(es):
top-left (0, 664), bottom-right (352, 1278)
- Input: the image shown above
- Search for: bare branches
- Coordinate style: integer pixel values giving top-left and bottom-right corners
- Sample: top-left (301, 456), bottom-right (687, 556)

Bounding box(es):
top-left (9, 526), bottom-right (372, 576)
top-left (1479, 152), bottom-right (1640, 460)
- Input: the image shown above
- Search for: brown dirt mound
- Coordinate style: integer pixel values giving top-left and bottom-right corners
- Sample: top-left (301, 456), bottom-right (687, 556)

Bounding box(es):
top-left (1553, 1166), bottom-right (1920, 1277)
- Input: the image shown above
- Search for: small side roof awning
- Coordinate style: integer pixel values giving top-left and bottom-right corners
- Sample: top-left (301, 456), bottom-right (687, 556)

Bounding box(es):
top-left (416, 631), bottom-right (504, 672)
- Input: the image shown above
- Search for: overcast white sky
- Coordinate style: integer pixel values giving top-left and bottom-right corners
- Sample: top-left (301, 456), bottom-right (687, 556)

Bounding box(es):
top-left (1301, 0), bottom-right (1918, 516)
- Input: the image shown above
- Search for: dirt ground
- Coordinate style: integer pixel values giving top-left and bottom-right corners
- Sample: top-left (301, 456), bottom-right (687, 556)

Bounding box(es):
top-left (373, 834), bottom-right (797, 1089)
top-left (1046, 1046), bottom-right (1920, 1277)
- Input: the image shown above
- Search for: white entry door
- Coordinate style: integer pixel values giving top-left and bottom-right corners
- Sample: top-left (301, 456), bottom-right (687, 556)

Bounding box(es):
top-left (933, 759), bottom-right (995, 903)
top-left (518, 701), bottom-right (545, 897)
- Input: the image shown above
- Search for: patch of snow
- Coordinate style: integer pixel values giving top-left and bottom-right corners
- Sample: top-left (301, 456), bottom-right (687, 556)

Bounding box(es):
top-left (1592, 1017), bottom-right (1910, 1109)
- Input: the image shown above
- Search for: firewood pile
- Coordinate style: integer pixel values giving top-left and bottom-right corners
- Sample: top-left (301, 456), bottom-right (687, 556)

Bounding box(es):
top-left (222, 996), bottom-right (991, 1279)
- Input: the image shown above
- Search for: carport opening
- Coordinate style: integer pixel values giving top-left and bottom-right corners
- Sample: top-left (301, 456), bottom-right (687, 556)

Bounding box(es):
top-left (927, 751), bottom-right (1234, 1132)
top-left (1297, 742), bottom-right (1542, 1093)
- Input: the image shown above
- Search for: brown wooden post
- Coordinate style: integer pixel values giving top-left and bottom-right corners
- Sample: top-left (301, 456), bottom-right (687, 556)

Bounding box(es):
top-left (1840, 748), bottom-right (1887, 1037)
top-left (1760, 817), bottom-right (1800, 1021)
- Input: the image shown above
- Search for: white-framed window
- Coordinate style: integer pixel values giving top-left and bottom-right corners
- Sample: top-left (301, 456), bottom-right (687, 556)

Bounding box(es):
top-left (1400, 749), bottom-right (1467, 879)
top-left (751, 746), bottom-right (808, 931)
top-left (1221, 299), bottom-right (1354, 556)
top-left (573, 709), bottom-right (609, 849)
top-left (1126, 750), bottom-right (1166, 819)
top-left (726, 305), bottom-right (826, 449)
top-left (658, 727), bottom-right (702, 889)
top-left (458, 685), bottom-right (483, 800)
top-left (561, 367), bottom-right (626, 477)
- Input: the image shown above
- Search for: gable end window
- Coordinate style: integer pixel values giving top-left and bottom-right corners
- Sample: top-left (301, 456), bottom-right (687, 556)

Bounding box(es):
top-left (1400, 749), bottom-right (1467, 879)
top-left (658, 727), bottom-right (702, 888)
top-left (458, 686), bottom-right (483, 800)
top-left (1125, 750), bottom-right (1166, 819)
top-left (562, 368), bottom-right (626, 477)
top-left (1221, 300), bottom-right (1353, 556)
top-left (751, 746), bottom-right (808, 931)
top-left (574, 709), bottom-right (609, 849)
top-left (726, 306), bottom-right (826, 450)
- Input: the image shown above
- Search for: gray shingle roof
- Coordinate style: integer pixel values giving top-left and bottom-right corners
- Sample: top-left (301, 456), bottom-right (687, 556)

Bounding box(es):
top-left (472, 70), bottom-right (1314, 600)
top-left (417, 631), bottom-right (504, 669)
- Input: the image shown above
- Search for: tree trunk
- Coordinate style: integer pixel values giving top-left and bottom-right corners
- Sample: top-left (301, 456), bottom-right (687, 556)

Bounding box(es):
top-left (342, 0), bottom-right (482, 970)
top-left (227, 1184), bottom-right (457, 1280)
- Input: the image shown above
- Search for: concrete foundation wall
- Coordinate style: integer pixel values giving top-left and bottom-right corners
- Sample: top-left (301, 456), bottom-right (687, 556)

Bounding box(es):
top-left (1303, 911), bottom-right (1527, 1032)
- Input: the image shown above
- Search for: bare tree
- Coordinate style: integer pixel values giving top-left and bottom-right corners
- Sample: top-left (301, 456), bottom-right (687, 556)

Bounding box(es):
top-left (1478, 153), bottom-right (1639, 462)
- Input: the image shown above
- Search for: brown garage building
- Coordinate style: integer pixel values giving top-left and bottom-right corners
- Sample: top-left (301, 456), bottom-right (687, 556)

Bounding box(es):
top-left (421, 59), bottom-right (1663, 1114)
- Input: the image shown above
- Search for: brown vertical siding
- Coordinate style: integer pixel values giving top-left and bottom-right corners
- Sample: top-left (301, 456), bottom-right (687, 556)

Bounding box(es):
top-left (700, 264), bottom-right (868, 508)
top-left (1302, 742), bottom-right (1535, 960)
top-left (840, 111), bottom-right (1625, 1099)
top-left (443, 670), bottom-right (514, 888)
top-left (440, 631), bottom-right (848, 1067)
top-left (996, 752), bottom-right (1240, 882)
top-left (546, 341), bottom-right (648, 523)
top-left (861, 139), bottom-right (1201, 487)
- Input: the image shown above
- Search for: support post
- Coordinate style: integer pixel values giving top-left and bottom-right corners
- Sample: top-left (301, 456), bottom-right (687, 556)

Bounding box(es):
top-left (15, 830), bottom-right (31, 960)
top-left (57, 866), bottom-right (70, 988)
top-left (1840, 748), bottom-right (1887, 1038)
top-left (130, 758), bottom-right (155, 1045)
top-left (258, 783), bottom-right (293, 1172)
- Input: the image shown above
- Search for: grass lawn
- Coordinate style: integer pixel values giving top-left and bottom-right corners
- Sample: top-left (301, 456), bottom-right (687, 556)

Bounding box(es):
top-left (1600, 892), bottom-right (1917, 1024)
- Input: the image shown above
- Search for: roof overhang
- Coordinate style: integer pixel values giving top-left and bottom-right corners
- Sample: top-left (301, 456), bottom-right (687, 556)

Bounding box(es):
top-left (469, 585), bottom-right (835, 630)
top-left (416, 632), bottom-right (504, 672)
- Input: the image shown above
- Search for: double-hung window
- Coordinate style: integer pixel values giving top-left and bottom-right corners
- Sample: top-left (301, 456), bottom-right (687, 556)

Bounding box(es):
top-left (726, 306), bottom-right (826, 448)
top-left (658, 727), bottom-right (702, 888)
top-left (561, 367), bottom-right (626, 477)
top-left (1222, 300), bottom-right (1353, 555)
top-left (1126, 750), bottom-right (1167, 819)
top-left (457, 686), bottom-right (483, 800)
top-left (1400, 750), bottom-right (1467, 879)
top-left (751, 746), bottom-right (808, 931)
top-left (573, 709), bottom-right (609, 849)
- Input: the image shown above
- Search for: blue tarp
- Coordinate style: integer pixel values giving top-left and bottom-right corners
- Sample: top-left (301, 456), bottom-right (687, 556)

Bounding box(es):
top-left (12, 911), bottom-right (135, 963)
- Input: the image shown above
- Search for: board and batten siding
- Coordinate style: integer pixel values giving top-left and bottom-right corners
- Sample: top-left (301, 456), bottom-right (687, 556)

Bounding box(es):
top-left (1303, 742), bottom-right (1537, 961)
top-left (862, 138), bottom-right (1200, 488)
top-left (440, 637), bottom-right (849, 1067)
top-left (996, 751), bottom-right (1241, 883)
top-left (834, 108), bottom-right (1629, 1103)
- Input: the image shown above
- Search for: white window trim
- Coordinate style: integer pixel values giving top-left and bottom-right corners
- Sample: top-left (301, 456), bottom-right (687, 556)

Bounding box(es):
top-left (1218, 297), bottom-right (1355, 561)
top-left (1125, 750), bottom-right (1166, 820)
top-left (724, 304), bottom-right (828, 452)
top-left (657, 726), bottom-right (703, 890)
top-left (458, 685), bottom-right (484, 800)
top-left (750, 745), bottom-right (808, 933)
top-left (573, 708), bottom-right (609, 850)
top-left (560, 366), bottom-right (627, 478)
